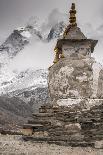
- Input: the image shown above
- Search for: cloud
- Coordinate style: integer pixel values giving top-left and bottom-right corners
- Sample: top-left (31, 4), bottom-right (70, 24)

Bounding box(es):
top-left (79, 22), bottom-right (103, 64)
top-left (41, 8), bottom-right (67, 32)
top-left (8, 8), bottom-right (67, 72)
top-left (9, 37), bottom-right (56, 72)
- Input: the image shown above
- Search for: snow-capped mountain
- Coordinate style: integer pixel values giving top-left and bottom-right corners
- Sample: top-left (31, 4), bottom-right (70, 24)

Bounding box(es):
top-left (47, 21), bottom-right (65, 41)
top-left (0, 26), bottom-right (44, 88)
top-left (0, 19), bottom-right (65, 93)
top-left (0, 17), bottom-right (65, 129)
top-left (0, 29), bottom-right (29, 59)
top-left (0, 25), bottom-right (44, 61)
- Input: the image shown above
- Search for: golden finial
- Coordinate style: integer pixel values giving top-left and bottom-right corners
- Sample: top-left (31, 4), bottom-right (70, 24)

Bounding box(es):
top-left (53, 3), bottom-right (77, 64)
top-left (53, 46), bottom-right (60, 63)
top-left (69, 3), bottom-right (77, 26)
top-left (63, 3), bottom-right (77, 38)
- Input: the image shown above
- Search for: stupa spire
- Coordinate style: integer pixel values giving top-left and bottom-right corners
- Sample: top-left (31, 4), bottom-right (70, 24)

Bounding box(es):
top-left (53, 3), bottom-right (97, 64)
top-left (69, 3), bottom-right (77, 27)
top-left (53, 3), bottom-right (77, 64)
top-left (63, 3), bottom-right (77, 38)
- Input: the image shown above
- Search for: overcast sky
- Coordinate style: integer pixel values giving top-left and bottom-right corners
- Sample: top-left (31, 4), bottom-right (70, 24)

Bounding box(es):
top-left (0, 0), bottom-right (103, 42)
top-left (0, 0), bottom-right (103, 70)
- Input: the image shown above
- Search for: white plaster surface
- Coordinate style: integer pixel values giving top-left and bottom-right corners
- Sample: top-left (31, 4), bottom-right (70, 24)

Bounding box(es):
top-left (57, 99), bottom-right (82, 106)
top-left (57, 98), bottom-right (103, 110)
top-left (91, 62), bottom-right (102, 98)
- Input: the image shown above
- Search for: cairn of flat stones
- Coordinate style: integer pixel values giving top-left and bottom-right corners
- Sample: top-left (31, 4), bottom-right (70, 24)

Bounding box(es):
top-left (22, 3), bottom-right (103, 148)
top-left (22, 103), bottom-right (103, 148)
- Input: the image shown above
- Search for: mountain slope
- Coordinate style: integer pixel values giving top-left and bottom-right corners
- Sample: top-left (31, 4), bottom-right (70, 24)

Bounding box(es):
top-left (0, 69), bottom-right (48, 94)
top-left (0, 96), bottom-right (32, 130)
top-left (0, 86), bottom-right (51, 130)
top-left (0, 29), bottom-right (29, 59)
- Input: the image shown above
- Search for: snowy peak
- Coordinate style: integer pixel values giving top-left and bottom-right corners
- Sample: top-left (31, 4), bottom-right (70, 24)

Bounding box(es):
top-left (0, 18), bottom-right (66, 96)
top-left (0, 29), bottom-right (29, 59)
top-left (0, 20), bottom-right (65, 63)
top-left (0, 24), bottom-right (44, 61)
top-left (16, 27), bottom-right (32, 39)
top-left (47, 21), bottom-right (65, 41)
top-left (25, 25), bottom-right (43, 40)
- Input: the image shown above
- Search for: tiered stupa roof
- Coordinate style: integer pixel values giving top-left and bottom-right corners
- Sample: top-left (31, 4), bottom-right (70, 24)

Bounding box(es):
top-left (53, 3), bottom-right (98, 63)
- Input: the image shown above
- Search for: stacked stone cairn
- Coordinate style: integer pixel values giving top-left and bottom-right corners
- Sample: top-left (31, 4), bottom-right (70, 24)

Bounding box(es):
top-left (22, 3), bottom-right (103, 148)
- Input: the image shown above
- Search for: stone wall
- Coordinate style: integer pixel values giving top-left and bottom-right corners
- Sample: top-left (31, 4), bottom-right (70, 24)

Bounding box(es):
top-left (23, 102), bottom-right (103, 148)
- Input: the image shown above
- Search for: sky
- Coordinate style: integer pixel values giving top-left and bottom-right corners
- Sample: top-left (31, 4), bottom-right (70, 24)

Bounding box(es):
top-left (0, 0), bottom-right (103, 71)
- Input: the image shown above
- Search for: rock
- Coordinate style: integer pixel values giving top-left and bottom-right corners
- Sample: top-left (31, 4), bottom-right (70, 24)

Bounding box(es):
top-left (64, 123), bottom-right (81, 131)
top-left (95, 141), bottom-right (103, 149)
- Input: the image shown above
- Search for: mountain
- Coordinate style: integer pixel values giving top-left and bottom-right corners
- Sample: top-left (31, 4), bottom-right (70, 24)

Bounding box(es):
top-left (47, 21), bottom-right (65, 41)
top-left (0, 18), bottom-right (65, 130)
top-left (0, 19), bottom-right (65, 92)
top-left (0, 29), bottom-right (29, 60)
top-left (0, 21), bottom-right (49, 88)
top-left (0, 25), bottom-right (43, 61)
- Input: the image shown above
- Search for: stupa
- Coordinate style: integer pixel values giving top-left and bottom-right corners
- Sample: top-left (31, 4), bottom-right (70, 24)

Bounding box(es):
top-left (22, 3), bottom-right (103, 148)
top-left (49, 3), bottom-right (99, 106)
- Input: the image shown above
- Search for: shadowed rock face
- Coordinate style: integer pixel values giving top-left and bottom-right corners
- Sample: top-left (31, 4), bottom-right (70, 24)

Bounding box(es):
top-left (48, 56), bottom-right (103, 105)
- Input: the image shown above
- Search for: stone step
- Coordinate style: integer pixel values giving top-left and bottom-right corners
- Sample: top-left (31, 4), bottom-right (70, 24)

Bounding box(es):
top-left (32, 113), bottom-right (54, 117)
top-left (28, 120), bottom-right (51, 125)
top-left (55, 111), bottom-right (77, 115)
top-left (23, 124), bottom-right (43, 129)
top-left (63, 118), bottom-right (77, 122)
top-left (48, 131), bottom-right (80, 136)
top-left (77, 118), bottom-right (103, 124)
